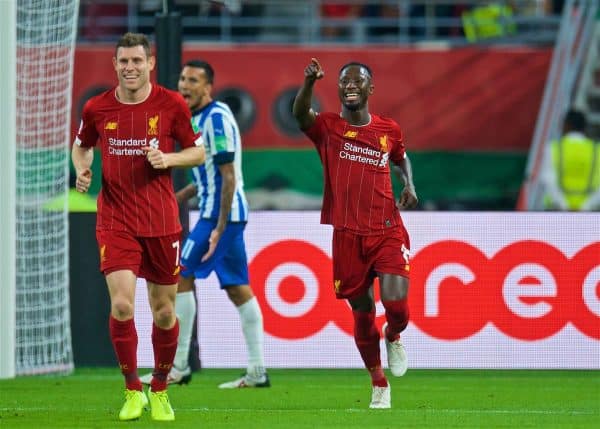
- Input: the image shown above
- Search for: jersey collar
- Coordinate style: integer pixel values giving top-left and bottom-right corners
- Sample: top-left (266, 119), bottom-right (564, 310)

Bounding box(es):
top-left (191, 100), bottom-right (216, 117)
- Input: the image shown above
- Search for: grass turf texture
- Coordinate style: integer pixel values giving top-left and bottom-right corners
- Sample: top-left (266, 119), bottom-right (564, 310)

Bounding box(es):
top-left (1, 369), bottom-right (598, 428)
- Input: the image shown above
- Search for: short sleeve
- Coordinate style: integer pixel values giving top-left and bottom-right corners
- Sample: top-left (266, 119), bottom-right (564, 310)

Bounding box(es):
top-left (74, 100), bottom-right (99, 148)
top-left (303, 113), bottom-right (329, 147)
top-left (389, 123), bottom-right (406, 164)
top-left (206, 111), bottom-right (236, 165)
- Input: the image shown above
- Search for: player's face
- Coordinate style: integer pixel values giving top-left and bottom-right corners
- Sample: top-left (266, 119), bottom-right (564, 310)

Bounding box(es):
top-left (178, 66), bottom-right (212, 111)
top-left (113, 45), bottom-right (155, 93)
top-left (338, 66), bottom-right (373, 112)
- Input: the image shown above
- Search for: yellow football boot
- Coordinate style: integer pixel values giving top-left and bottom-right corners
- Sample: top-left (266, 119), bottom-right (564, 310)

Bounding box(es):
top-left (148, 389), bottom-right (175, 421)
top-left (118, 389), bottom-right (148, 421)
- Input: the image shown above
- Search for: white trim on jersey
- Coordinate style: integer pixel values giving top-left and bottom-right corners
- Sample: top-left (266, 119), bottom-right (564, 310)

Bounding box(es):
top-left (191, 101), bottom-right (248, 222)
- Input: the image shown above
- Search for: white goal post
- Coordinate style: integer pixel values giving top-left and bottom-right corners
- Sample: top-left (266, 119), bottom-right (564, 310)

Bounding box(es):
top-left (0, 0), bottom-right (80, 378)
top-left (0, 0), bottom-right (17, 380)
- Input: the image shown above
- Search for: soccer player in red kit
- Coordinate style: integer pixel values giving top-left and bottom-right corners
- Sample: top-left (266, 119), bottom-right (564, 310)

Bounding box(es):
top-left (71, 33), bottom-right (204, 421)
top-left (293, 58), bottom-right (418, 409)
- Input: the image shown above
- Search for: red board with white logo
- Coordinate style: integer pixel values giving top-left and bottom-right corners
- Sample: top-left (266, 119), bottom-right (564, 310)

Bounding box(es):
top-left (134, 211), bottom-right (599, 369)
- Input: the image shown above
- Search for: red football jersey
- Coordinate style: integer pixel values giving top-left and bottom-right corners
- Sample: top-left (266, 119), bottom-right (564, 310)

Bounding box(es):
top-left (304, 112), bottom-right (406, 235)
top-left (75, 84), bottom-right (203, 237)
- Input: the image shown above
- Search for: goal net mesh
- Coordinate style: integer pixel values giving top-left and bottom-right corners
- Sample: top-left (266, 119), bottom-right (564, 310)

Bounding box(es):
top-left (15, 0), bottom-right (79, 375)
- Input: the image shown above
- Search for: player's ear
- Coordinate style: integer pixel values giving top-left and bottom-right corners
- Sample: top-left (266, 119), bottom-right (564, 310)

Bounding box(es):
top-left (112, 56), bottom-right (117, 70)
top-left (368, 83), bottom-right (374, 95)
top-left (148, 55), bottom-right (156, 71)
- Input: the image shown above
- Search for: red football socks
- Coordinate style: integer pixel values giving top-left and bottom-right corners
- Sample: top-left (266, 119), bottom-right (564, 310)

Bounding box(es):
top-left (369, 366), bottom-right (389, 387)
top-left (150, 320), bottom-right (179, 392)
top-left (382, 298), bottom-right (409, 342)
top-left (109, 315), bottom-right (142, 391)
top-left (352, 309), bottom-right (387, 386)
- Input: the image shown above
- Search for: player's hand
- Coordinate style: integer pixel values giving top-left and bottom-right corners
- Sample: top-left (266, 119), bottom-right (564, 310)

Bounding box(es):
top-left (304, 58), bottom-right (324, 82)
top-left (142, 146), bottom-right (169, 169)
top-left (75, 168), bottom-right (92, 193)
top-left (397, 187), bottom-right (418, 210)
top-left (201, 228), bottom-right (223, 262)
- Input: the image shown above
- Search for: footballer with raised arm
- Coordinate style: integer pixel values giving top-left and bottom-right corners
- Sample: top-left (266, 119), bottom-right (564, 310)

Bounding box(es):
top-left (292, 58), bottom-right (418, 409)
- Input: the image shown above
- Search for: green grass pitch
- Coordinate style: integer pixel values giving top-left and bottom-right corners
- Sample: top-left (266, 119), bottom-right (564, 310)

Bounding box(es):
top-left (1, 368), bottom-right (598, 428)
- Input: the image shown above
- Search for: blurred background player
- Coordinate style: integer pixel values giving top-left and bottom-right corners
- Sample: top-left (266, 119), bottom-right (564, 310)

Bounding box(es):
top-left (539, 108), bottom-right (600, 211)
top-left (292, 58), bottom-right (418, 409)
top-left (71, 33), bottom-right (204, 421)
top-left (141, 59), bottom-right (269, 388)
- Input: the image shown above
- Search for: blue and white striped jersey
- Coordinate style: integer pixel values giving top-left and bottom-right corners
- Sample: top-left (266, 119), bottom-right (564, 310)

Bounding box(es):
top-left (190, 100), bottom-right (248, 222)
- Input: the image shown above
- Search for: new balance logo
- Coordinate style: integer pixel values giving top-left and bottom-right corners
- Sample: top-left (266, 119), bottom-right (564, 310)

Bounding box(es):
top-left (105, 121), bottom-right (117, 130)
top-left (343, 130), bottom-right (358, 138)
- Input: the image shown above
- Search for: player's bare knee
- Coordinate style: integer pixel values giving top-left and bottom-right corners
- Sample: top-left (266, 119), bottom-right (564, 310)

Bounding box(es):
top-left (177, 276), bottom-right (195, 293)
top-left (226, 285), bottom-right (253, 306)
top-left (152, 305), bottom-right (176, 328)
top-left (111, 300), bottom-right (134, 320)
top-left (381, 288), bottom-right (408, 301)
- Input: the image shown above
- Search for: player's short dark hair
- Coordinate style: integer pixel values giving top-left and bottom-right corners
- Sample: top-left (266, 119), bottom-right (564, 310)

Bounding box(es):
top-left (564, 109), bottom-right (586, 132)
top-left (184, 60), bottom-right (215, 84)
top-left (115, 32), bottom-right (152, 58)
top-left (339, 62), bottom-right (373, 79)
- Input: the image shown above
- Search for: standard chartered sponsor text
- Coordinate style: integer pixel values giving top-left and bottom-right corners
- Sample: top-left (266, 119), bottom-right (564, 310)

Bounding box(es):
top-left (344, 141), bottom-right (381, 157)
top-left (108, 137), bottom-right (147, 156)
top-left (340, 141), bottom-right (382, 166)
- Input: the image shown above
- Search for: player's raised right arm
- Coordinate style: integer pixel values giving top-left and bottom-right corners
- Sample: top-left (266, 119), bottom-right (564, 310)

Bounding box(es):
top-left (293, 58), bottom-right (324, 131)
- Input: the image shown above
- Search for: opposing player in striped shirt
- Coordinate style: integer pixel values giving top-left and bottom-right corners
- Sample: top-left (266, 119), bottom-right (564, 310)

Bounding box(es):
top-left (72, 33), bottom-right (204, 421)
top-left (140, 60), bottom-right (269, 389)
top-left (293, 58), bottom-right (418, 409)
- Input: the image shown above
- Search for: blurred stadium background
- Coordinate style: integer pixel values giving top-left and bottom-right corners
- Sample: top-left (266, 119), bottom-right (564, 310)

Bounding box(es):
top-left (71, 0), bottom-right (575, 211)
top-left (0, 1), bottom-right (598, 426)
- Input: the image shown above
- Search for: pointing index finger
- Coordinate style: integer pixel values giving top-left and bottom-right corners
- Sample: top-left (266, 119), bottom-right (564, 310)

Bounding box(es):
top-left (310, 57), bottom-right (324, 78)
top-left (311, 57), bottom-right (322, 70)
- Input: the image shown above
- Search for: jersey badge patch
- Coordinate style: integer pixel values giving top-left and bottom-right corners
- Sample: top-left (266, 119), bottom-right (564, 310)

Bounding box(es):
top-left (148, 115), bottom-right (159, 135)
top-left (379, 135), bottom-right (388, 153)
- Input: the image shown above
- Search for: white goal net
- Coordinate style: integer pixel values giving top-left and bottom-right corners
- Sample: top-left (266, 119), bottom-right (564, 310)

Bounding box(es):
top-left (15, 0), bottom-right (79, 375)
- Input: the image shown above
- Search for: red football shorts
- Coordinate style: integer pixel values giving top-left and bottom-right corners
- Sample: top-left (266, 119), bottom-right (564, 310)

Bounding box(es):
top-left (332, 226), bottom-right (411, 300)
top-left (96, 230), bottom-right (181, 285)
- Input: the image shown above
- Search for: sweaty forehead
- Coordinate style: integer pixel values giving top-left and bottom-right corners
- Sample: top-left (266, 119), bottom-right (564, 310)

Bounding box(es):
top-left (339, 66), bottom-right (370, 79)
